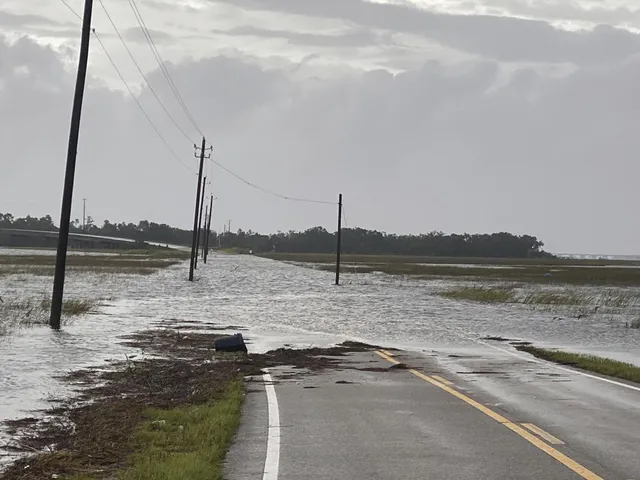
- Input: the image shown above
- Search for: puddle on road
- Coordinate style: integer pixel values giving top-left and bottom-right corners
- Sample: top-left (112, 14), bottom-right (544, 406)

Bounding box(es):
top-left (1, 252), bottom-right (640, 457)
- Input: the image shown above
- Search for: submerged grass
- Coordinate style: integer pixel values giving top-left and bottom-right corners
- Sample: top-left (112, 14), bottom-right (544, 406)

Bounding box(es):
top-left (120, 379), bottom-right (243, 480)
top-left (0, 298), bottom-right (97, 334)
top-left (440, 286), bottom-right (515, 303)
top-left (439, 286), bottom-right (640, 311)
top-left (0, 252), bottom-right (182, 277)
top-left (262, 253), bottom-right (640, 286)
top-left (517, 345), bottom-right (640, 384)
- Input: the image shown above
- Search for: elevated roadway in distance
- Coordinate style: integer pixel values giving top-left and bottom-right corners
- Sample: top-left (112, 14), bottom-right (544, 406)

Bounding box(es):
top-left (0, 228), bottom-right (190, 251)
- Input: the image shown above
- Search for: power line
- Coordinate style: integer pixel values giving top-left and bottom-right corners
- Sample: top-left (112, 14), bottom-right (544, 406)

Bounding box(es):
top-left (210, 158), bottom-right (336, 205)
top-left (126, 0), bottom-right (205, 137)
top-left (97, 0), bottom-right (196, 144)
top-left (58, 0), bottom-right (194, 175)
top-left (92, 31), bottom-right (195, 174)
top-left (59, 0), bottom-right (82, 20)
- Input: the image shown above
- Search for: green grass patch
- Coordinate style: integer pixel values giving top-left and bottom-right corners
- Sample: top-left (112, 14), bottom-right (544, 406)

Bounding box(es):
top-left (120, 379), bottom-right (243, 480)
top-left (517, 346), bottom-right (640, 384)
top-left (440, 287), bottom-right (515, 303)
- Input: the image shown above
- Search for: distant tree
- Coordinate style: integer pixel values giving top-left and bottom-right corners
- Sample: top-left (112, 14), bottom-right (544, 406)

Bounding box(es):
top-left (0, 212), bottom-right (553, 258)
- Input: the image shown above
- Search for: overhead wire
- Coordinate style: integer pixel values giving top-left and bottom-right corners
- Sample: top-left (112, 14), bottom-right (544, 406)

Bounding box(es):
top-left (126, 0), bottom-right (205, 138)
top-left (93, 32), bottom-right (195, 174)
top-left (59, 0), bottom-right (337, 205)
top-left (97, 0), bottom-right (196, 144)
top-left (59, 0), bottom-right (82, 20)
top-left (210, 158), bottom-right (337, 205)
top-left (56, 0), bottom-right (195, 175)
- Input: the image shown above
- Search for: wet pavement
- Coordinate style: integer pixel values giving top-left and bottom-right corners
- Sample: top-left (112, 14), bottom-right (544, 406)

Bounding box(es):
top-left (1, 253), bottom-right (640, 463)
top-left (226, 350), bottom-right (639, 479)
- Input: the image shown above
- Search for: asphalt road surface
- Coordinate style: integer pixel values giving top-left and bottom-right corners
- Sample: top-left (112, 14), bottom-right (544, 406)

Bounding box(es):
top-left (225, 344), bottom-right (640, 480)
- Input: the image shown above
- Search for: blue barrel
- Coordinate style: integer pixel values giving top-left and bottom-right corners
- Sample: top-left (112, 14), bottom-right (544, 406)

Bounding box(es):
top-left (214, 333), bottom-right (248, 353)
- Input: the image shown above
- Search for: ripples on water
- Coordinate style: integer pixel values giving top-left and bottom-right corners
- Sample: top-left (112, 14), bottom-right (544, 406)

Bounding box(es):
top-left (1, 253), bottom-right (640, 433)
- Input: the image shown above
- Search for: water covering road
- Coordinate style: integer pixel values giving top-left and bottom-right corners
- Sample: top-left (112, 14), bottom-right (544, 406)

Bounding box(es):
top-left (1, 253), bottom-right (640, 453)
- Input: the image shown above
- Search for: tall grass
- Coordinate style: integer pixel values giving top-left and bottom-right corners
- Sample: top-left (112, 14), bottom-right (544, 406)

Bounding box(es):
top-left (0, 298), bottom-right (97, 334)
top-left (440, 287), bottom-right (515, 303)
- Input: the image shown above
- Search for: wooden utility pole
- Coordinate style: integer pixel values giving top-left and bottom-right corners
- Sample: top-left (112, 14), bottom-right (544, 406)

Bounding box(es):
top-left (50, 0), bottom-right (94, 329)
top-left (189, 138), bottom-right (208, 281)
top-left (204, 194), bottom-right (214, 263)
top-left (195, 176), bottom-right (206, 269)
top-left (335, 193), bottom-right (343, 286)
top-left (202, 207), bottom-right (208, 259)
top-left (82, 198), bottom-right (87, 232)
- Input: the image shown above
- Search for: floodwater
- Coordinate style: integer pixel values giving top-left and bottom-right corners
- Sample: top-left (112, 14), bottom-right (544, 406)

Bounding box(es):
top-left (1, 253), bottom-right (640, 449)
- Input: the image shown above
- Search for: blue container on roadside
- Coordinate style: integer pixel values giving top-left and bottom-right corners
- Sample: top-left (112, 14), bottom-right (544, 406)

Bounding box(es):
top-left (214, 333), bottom-right (248, 353)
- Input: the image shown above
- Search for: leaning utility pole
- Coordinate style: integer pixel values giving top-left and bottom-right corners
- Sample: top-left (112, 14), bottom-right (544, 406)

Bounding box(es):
top-left (335, 193), bottom-right (343, 286)
top-left (50, 0), bottom-right (94, 329)
top-left (195, 176), bottom-right (207, 269)
top-left (204, 194), bottom-right (214, 263)
top-left (189, 138), bottom-right (211, 281)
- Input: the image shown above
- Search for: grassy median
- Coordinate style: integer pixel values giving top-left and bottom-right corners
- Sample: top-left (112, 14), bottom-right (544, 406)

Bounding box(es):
top-left (517, 345), bottom-right (640, 384)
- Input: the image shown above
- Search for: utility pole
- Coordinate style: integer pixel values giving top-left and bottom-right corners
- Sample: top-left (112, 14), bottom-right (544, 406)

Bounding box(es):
top-left (195, 176), bottom-right (207, 269)
top-left (204, 194), bottom-right (214, 263)
top-left (190, 138), bottom-right (211, 281)
top-left (335, 193), bottom-right (343, 286)
top-left (82, 198), bottom-right (87, 232)
top-left (202, 206), bottom-right (208, 259)
top-left (50, 0), bottom-right (94, 330)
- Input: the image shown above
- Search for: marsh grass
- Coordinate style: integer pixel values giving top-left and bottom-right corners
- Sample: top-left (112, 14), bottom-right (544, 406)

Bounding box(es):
top-left (440, 286), bottom-right (515, 303)
top-left (0, 298), bottom-right (97, 334)
top-left (439, 286), bottom-right (640, 313)
top-left (263, 253), bottom-right (640, 285)
top-left (0, 252), bottom-right (180, 277)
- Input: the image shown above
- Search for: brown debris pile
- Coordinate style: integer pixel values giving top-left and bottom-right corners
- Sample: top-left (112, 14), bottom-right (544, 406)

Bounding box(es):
top-left (1, 328), bottom-right (377, 480)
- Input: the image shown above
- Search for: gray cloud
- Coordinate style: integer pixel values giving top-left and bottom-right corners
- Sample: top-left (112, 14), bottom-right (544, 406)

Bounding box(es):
top-left (121, 27), bottom-right (175, 44)
top-left (0, 10), bottom-right (71, 28)
top-left (3, 34), bottom-right (640, 254)
top-left (218, 25), bottom-right (385, 48)
top-left (208, 0), bottom-right (640, 66)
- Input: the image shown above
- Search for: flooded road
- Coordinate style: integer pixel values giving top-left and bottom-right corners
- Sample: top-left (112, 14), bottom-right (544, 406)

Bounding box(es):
top-left (1, 253), bottom-right (640, 443)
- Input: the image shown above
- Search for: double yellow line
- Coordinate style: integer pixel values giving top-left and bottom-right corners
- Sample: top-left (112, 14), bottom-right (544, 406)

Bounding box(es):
top-left (375, 350), bottom-right (604, 480)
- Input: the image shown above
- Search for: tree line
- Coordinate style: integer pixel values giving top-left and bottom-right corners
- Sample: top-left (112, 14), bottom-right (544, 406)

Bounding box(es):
top-left (1, 213), bottom-right (551, 258)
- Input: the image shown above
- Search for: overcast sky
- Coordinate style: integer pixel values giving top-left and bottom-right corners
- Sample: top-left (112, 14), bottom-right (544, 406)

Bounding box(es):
top-left (2, 0), bottom-right (640, 254)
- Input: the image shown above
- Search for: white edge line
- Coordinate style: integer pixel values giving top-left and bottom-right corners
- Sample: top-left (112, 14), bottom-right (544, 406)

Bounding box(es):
top-left (477, 339), bottom-right (640, 393)
top-left (262, 370), bottom-right (281, 480)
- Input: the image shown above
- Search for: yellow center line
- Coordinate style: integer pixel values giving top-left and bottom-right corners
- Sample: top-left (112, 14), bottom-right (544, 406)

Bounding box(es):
top-left (380, 349), bottom-right (395, 357)
top-left (374, 351), bottom-right (604, 480)
top-left (521, 423), bottom-right (565, 445)
top-left (431, 375), bottom-right (454, 386)
top-left (375, 350), bottom-right (401, 365)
